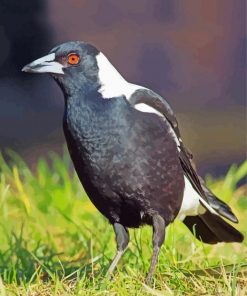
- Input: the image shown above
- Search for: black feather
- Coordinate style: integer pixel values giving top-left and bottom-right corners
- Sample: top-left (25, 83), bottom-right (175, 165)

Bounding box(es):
top-left (184, 211), bottom-right (243, 244)
top-left (199, 178), bottom-right (238, 223)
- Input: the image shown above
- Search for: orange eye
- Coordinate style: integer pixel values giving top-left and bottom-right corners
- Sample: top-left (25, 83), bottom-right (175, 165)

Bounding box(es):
top-left (68, 53), bottom-right (80, 65)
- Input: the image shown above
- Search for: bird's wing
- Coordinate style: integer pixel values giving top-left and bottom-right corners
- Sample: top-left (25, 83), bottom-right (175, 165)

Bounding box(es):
top-left (128, 88), bottom-right (238, 223)
top-left (128, 88), bottom-right (192, 156)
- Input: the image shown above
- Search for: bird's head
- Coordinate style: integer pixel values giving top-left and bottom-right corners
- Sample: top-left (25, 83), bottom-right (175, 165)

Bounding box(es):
top-left (22, 41), bottom-right (101, 95)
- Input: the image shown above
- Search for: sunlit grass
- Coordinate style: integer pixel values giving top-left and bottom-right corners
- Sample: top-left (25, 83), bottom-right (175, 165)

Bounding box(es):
top-left (0, 149), bottom-right (246, 295)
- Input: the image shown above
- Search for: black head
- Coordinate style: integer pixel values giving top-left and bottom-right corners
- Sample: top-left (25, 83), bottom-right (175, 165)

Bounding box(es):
top-left (22, 41), bottom-right (100, 96)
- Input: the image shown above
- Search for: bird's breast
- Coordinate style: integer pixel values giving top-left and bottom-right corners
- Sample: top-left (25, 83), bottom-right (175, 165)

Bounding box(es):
top-left (63, 106), bottom-right (129, 176)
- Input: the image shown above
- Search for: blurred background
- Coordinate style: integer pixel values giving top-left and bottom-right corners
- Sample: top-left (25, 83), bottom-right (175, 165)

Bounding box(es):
top-left (0, 0), bottom-right (246, 177)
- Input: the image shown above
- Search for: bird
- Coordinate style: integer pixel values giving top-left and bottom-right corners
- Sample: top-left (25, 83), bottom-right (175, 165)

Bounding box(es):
top-left (22, 41), bottom-right (244, 282)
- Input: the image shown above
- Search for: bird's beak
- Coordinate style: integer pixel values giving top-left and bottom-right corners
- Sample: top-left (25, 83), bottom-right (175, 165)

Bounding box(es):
top-left (22, 53), bottom-right (64, 75)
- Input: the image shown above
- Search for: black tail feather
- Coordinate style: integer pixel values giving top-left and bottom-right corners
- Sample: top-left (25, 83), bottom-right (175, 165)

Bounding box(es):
top-left (199, 177), bottom-right (238, 223)
top-left (183, 211), bottom-right (244, 244)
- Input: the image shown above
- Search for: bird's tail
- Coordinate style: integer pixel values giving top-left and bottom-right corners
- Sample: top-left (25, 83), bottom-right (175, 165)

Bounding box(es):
top-left (199, 178), bottom-right (239, 223)
top-left (183, 210), bottom-right (244, 244)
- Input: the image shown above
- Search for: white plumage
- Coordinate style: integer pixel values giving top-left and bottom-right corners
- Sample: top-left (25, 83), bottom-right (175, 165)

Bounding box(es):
top-left (177, 176), bottom-right (206, 221)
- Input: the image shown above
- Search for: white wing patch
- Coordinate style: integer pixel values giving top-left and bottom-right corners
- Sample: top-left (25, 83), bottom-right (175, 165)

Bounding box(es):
top-left (134, 103), bottom-right (164, 117)
top-left (177, 176), bottom-right (206, 221)
top-left (134, 103), bottom-right (180, 147)
top-left (177, 176), bottom-right (220, 221)
top-left (96, 52), bottom-right (145, 99)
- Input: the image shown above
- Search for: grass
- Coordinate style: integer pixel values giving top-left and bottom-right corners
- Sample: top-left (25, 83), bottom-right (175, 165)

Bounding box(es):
top-left (0, 149), bottom-right (246, 295)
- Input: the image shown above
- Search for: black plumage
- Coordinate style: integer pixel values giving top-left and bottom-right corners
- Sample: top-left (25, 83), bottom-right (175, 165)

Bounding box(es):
top-left (22, 41), bottom-right (244, 282)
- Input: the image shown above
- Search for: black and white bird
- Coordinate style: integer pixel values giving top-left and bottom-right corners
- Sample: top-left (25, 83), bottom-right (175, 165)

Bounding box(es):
top-left (22, 41), bottom-right (243, 282)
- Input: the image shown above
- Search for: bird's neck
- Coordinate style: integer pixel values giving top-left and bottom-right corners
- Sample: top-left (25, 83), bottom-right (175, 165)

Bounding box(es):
top-left (63, 89), bottom-right (129, 140)
top-left (63, 92), bottom-right (102, 148)
top-left (64, 89), bottom-right (103, 122)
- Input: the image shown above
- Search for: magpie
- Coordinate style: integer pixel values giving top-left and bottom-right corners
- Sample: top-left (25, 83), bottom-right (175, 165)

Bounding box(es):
top-left (22, 41), bottom-right (244, 282)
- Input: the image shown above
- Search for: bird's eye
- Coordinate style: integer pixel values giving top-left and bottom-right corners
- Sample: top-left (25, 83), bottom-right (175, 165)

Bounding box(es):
top-left (67, 53), bottom-right (80, 65)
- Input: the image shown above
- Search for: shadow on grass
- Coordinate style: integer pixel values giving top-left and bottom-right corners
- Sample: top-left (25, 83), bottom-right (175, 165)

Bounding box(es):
top-left (0, 226), bottom-right (110, 285)
top-left (184, 264), bottom-right (247, 278)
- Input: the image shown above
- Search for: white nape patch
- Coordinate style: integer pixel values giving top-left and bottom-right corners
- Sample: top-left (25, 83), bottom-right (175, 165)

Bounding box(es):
top-left (96, 52), bottom-right (145, 99)
top-left (177, 176), bottom-right (206, 221)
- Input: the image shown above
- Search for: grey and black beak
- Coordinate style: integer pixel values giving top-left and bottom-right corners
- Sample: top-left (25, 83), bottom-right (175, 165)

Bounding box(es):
top-left (22, 53), bottom-right (64, 74)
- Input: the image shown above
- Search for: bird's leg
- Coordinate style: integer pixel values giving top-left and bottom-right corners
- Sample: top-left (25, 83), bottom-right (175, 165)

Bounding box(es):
top-left (106, 222), bottom-right (129, 276)
top-left (145, 214), bottom-right (166, 283)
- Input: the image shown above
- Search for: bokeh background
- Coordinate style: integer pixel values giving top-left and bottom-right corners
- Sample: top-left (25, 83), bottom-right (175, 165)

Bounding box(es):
top-left (0, 0), bottom-right (246, 177)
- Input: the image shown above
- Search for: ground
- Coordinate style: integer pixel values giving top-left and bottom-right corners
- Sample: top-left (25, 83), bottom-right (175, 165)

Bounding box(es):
top-left (0, 150), bottom-right (246, 295)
